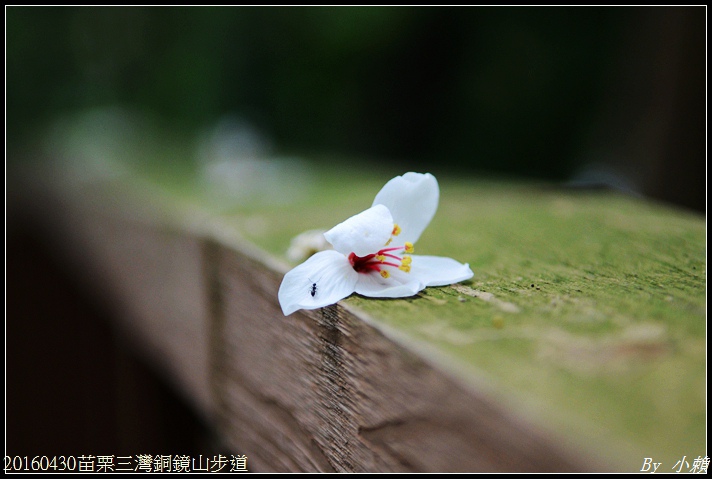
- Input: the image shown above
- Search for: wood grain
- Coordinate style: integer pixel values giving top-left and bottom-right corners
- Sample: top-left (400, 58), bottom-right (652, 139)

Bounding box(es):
top-left (210, 245), bottom-right (588, 472)
top-left (10, 150), bottom-right (704, 472)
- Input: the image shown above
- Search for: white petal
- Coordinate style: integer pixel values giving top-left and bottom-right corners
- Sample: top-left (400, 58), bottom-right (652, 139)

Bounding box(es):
top-left (408, 255), bottom-right (474, 286)
top-left (372, 172), bottom-right (439, 244)
top-left (354, 271), bottom-right (424, 298)
top-left (323, 204), bottom-right (394, 256)
top-left (278, 250), bottom-right (358, 315)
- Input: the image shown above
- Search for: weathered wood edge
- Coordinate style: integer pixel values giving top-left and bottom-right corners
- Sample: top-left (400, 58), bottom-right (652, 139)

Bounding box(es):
top-left (12, 167), bottom-right (624, 472)
top-left (194, 203), bottom-right (615, 472)
top-left (210, 244), bottom-right (606, 471)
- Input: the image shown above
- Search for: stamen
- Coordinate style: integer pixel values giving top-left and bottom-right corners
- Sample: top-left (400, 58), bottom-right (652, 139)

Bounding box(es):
top-left (392, 224), bottom-right (401, 236)
top-left (380, 261), bottom-right (401, 268)
top-left (350, 242), bottom-right (416, 276)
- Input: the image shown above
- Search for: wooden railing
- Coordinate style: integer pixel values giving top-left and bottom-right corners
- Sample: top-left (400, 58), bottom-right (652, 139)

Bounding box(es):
top-left (10, 148), bottom-right (706, 472)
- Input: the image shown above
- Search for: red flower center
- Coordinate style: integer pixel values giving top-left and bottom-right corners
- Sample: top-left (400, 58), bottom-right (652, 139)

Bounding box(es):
top-left (348, 245), bottom-right (412, 274)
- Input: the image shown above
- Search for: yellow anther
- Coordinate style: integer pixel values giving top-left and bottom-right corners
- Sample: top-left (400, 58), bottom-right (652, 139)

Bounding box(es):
top-left (380, 270), bottom-right (390, 278)
top-left (399, 265), bottom-right (411, 273)
top-left (392, 224), bottom-right (401, 236)
top-left (385, 238), bottom-right (392, 246)
top-left (376, 254), bottom-right (386, 262)
top-left (401, 255), bottom-right (412, 265)
top-left (404, 242), bottom-right (414, 253)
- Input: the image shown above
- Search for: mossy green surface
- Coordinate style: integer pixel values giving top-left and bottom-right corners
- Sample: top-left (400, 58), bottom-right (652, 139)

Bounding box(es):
top-left (178, 163), bottom-right (705, 469)
top-left (42, 121), bottom-right (706, 469)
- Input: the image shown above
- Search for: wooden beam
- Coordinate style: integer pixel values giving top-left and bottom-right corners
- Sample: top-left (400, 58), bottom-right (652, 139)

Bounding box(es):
top-left (10, 146), bottom-right (705, 472)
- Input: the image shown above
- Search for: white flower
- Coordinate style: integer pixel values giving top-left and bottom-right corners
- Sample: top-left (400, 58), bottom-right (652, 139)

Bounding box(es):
top-left (278, 172), bottom-right (474, 315)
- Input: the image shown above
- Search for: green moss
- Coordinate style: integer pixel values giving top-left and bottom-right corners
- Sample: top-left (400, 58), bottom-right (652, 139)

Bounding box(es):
top-left (230, 170), bottom-right (704, 466)
top-left (72, 144), bottom-right (706, 469)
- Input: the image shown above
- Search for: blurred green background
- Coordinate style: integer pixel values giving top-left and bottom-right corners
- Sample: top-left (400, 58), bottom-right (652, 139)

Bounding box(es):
top-left (6, 6), bottom-right (705, 211)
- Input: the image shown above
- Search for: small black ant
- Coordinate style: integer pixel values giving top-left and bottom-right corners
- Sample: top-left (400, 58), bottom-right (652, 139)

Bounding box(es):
top-left (308, 277), bottom-right (319, 297)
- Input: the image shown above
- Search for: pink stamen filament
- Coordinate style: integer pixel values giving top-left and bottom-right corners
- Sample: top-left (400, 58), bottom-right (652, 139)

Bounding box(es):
top-left (380, 261), bottom-right (401, 268)
top-left (349, 246), bottom-right (407, 274)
